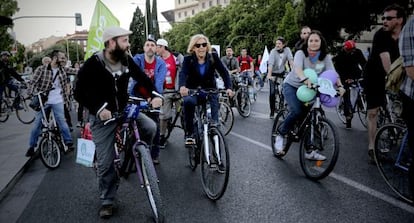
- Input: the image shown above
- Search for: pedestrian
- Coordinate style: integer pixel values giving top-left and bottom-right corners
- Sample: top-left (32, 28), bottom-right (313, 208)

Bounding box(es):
top-left (129, 37), bottom-right (167, 164)
top-left (155, 38), bottom-right (179, 149)
top-left (0, 51), bottom-right (26, 110)
top-left (398, 14), bottom-right (414, 195)
top-left (266, 36), bottom-right (293, 118)
top-left (333, 40), bottom-right (367, 129)
top-left (294, 26), bottom-right (311, 52)
top-left (274, 30), bottom-right (345, 160)
top-left (363, 4), bottom-right (406, 164)
top-left (25, 50), bottom-right (76, 157)
top-left (74, 26), bottom-right (162, 218)
top-left (179, 34), bottom-right (234, 145)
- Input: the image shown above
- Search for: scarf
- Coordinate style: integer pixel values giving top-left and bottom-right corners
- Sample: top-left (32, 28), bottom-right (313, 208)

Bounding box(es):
top-left (308, 49), bottom-right (320, 64)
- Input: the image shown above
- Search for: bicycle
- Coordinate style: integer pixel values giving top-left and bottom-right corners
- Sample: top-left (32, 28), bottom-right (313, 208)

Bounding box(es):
top-left (271, 81), bottom-right (340, 180)
top-left (218, 89), bottom-right (234, 136)
top-left (0, 82), bottom-right (35, 124)
top-left (230, 72), bottom-right (251, 117)
top-left (377, 90), bottom-right (404, 127)
top-left (162, 91), bottom-right (185, 142)
top-left (335, 78), bottom-right (368, 128)
top-left (185, 88), bottom-right (230, 200)
top-left (374, 123), bottom-right (413, 203)
top-left (103, 95), bottom-right (164, 222)
top-left (270, 73), bottom-right (287, 113)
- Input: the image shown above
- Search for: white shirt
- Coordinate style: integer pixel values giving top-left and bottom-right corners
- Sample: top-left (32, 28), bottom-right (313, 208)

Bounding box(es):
top-left (47, 68), bottom-right (63, 104)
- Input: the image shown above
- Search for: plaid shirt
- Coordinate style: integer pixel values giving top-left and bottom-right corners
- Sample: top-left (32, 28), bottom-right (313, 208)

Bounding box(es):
top-left (28, 64), bottom-right (77, 106)
top-left (399, 16), bottom-right (414, 99)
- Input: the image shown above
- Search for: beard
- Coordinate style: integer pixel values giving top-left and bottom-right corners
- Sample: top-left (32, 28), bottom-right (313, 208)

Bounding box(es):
top-left (110, 42), bottom-right (128, 62)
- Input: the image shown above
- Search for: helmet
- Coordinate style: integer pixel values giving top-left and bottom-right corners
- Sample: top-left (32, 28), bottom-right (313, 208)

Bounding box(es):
top-left (0, 51), bottom-right (11, 57)
top-left (343, 40), bottom-right (355, 51)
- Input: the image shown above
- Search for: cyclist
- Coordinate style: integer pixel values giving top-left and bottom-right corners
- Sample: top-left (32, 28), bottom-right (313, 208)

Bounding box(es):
top-left (74, 26), bottom-right (162, 218)
top-left (0, 51), bottom-right (25, 111)
top-left (266, 36), bottom-right (293, 118)
top-left (332, 40), bottom-right (367, 129)
top-left (274, 30), bottom-right (345, 160)
top-left (294, 26), bottom-right (311, 52)
top-left (179, 34), bottom-right (234, 145)
top-left (237, 48), bottom-right (254, 89)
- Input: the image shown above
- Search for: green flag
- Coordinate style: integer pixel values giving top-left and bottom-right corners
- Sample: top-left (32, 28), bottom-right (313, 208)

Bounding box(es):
top-left (84, 0), bottom-right (119, 60)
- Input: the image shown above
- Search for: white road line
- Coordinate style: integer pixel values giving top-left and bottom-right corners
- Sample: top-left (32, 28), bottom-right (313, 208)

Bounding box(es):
top-left (229, 131), bottom-right (414, 214)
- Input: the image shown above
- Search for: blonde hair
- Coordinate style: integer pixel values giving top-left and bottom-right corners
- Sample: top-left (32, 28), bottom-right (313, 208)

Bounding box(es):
top-left (42, 56), bottom-right (51, 65)
top-left (186, 34), bottom-right (212, 54)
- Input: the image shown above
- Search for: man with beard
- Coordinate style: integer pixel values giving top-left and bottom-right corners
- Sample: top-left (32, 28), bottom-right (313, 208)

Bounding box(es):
top-left (129, 37), bottom-right (166, 164)
top-left (74, 26), bottom-right (162, 218)
top-left (364, 4), bottom-right (406, 164)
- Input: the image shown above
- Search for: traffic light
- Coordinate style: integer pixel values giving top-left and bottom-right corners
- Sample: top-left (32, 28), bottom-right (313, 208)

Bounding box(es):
top-left (75, 13), bottom-right (82, 26)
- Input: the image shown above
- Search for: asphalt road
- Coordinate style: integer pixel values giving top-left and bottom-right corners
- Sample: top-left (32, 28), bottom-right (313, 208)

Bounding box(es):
top-left (1, 87), bottom-right (414, 223)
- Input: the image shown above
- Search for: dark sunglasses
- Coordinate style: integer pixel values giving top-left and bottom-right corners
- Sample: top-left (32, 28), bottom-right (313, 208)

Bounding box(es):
top-left (382, 16), bottom-right (398, 21)
top-left (194, 43), bottom-right (207, 48)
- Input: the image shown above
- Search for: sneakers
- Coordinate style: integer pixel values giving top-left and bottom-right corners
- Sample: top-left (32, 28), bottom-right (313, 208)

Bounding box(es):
top-left (185, 136), bottom-right (195, 145)
top-left (269, 111), bottom-right (275, 119)
top-left (346, 119), bottom-right (352, 129)
top-left (159, 135), bottom-right (166, 149)
top-left (99, 204), bottom-right (113, 218)
top-left (66, 143), bottom-right (74, 152)
top-left (152, 157), bottom-right (160, 165)
top-left (274, 135), bottom-right (285, 155)
top-left (76, 121), bottom-right (82, 128)
top-left (25, 147), bottom-right (35, 157)
top-left (305, 150), bottom-right (326, 161)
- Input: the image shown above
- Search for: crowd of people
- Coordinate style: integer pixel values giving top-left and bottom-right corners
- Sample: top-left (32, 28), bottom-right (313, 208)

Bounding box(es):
top-left (1, 2), bottom-right (413, 219)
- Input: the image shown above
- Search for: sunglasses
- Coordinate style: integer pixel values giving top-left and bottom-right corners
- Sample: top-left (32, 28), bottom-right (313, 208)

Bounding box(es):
top-left (382, 16), bottom-right (398, 21)
top-left (194, 43), bottom-right (207, 48)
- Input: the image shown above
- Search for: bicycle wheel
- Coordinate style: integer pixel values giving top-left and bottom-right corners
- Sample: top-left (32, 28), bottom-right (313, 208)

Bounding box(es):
top-left (356, 94), bottom-right (368, 128)
top-left (136, 144), bottom-right (165, 222)
top-left (236, 90), bottom-right (251, 118)
top-left (0, 99), bottom-right (10, 122)
top-left (16, 96), bottom-right (35, 124)
top-left (219, 102), bottom-right (234, 135)
top-left (299, 118), bottom-right (339, 180)
top-left (374, 124), bottom-right (413, 203)
top-left (200, 127), bottom-right (230, 200)
top-left (335, 97), bottom-right (346, 124)
top-left (271, 109), bottom-right (289, 158)
top-left (39, 136), bottom-right (61, 169)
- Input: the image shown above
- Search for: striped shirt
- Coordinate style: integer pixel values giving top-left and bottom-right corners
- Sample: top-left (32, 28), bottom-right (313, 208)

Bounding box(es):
top-left (399, 16), bottom-right (414, 99)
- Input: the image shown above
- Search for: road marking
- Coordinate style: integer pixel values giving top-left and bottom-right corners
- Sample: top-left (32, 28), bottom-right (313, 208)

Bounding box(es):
top-left (230, 131), bottom-right (414, 214)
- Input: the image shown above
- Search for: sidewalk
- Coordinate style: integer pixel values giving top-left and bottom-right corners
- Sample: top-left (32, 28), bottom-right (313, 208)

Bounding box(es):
top-left (0, 114), bottom-right (34, 201)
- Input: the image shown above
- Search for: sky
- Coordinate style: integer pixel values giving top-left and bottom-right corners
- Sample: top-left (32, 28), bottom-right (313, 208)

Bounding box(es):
top-left (12, 0), bottom-right (174, 46)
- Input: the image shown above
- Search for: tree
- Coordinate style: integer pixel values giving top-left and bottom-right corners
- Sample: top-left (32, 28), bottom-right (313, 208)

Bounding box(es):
top-left (0, 0), bottom-right (19, 51)
top-left (152, 0), bottom-right (160, 39)
top-left (129, 6), bottom-right (147, 54)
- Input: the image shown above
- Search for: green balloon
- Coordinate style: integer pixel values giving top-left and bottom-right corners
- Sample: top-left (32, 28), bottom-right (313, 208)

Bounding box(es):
top-left (303, 68), bottom-right (318, 84)
top-left (296, 85), bottom-right (317, 102)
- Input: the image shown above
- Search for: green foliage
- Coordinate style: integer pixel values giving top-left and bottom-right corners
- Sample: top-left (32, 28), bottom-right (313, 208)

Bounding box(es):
top-left (129, 6), bottom-right (146, 54)
top-left (0, 0), bottom-right (19, 51)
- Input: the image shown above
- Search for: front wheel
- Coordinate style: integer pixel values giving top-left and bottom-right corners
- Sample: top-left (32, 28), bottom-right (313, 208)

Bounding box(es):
top-left (236, 89), bottom-right (251, 118)
top-left (356, 94), bottom-right (368, 128)
top-left (136, 145), bottom-right (165, 222)
top-left (335, 97), bottom-right (346, 124)
top-left (16, 97), bottom-right (35, 124)
top-left (200, 128), bottom-right (229, 200)
top-left (219, 102), bottom-right (234, 135)
top-left (0, 99), bottom-right (10, 122)
top-left (39, 136), bottom-right (61, 169)
top-left (299, 118), bottom-right (339, 180)
top-left (271, 109), bottom-right (289, 158)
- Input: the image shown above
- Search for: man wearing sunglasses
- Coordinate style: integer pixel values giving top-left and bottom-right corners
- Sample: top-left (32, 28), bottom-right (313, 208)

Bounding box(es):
top-left (363, 4), bottom-right (406, 164)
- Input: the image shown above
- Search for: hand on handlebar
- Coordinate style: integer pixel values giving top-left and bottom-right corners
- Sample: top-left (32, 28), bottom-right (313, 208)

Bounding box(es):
top-left (226, 88), bottom-right (235, 97)
top-left (98, 108), bottom-right (112, 121)
top-left (150, 97), bottom-right (163, 108)
top-left (179, 86), bottom-right (189, 97)
top-left (337, 86), bottom-right (346, 97)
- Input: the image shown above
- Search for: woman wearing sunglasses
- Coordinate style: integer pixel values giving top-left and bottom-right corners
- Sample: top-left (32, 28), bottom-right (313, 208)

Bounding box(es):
top-left (179, 34), bottom-right (234, 144)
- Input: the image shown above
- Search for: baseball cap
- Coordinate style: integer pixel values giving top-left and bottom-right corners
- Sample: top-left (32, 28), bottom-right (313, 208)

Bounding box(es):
top-left (156, 39), bottom-right (168, 47)
top-left (1, 51), bottom-right (11, 56)
top-left (102, 26), bottom-right (132, 42)
top-left (343, 40), bottom-right (356, 51)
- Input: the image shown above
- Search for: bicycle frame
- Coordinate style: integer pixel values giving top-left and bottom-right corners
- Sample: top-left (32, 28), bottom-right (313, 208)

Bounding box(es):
top-left (395, 131), bottom-right (410, 172)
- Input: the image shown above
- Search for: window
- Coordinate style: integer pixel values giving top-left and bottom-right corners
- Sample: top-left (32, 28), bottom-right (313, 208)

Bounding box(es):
top-left (184, 11), bottom-right (187, 16)
top-left (202, 2), bottom-right (205, 8)
top-left (217, 0), bottom-right (220, 4)
top-left (178, 12), bottom-right (181, 18)
top-left (209, 1), bottom-right (212, 6)
top-left (178, 0), bottom-right (180, 4)
top-left (192, 9), bottom-right (195, 15)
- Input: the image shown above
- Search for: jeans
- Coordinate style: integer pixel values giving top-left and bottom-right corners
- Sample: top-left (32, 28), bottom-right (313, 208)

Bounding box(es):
top-left (0, 80), bottom-right (19, 105)
top-left (343, 83), bottom-right (353, 119)
top-left (29, 102), bottom-right (73, 148)
top-left (254, 70), bottom-right (264, 87)
top-left (147, 112), bottom-right (161, 159)
top-left (183, 93), bottom-right (219, 136)
top-left (90, 112), bottom-right (156, 206)
top-left (278, 83), bottom-right (307, 136)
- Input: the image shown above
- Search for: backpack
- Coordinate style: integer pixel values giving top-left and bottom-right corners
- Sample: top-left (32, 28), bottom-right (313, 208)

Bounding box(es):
top-left (385, 56), bottom-right (405, 93)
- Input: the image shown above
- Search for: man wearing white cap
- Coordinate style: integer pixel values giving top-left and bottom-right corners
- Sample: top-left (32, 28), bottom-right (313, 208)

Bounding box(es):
top-left (74, 26), bottom-right (163, 218)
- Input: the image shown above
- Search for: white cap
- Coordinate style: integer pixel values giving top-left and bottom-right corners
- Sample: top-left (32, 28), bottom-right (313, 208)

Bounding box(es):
top-left (156, 39), bottom-right (168, 47)
top-left (102, 26), bottom-right (132, 42)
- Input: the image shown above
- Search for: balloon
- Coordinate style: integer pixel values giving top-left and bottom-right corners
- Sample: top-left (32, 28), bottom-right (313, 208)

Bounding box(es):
top-left (319, 70), bottom-right (338, 84)
top-left (303, 68), bottom-right (318, 84)
top-left (320, 93), bottom-right (340, 107)
top-left (296, 85), bottom-right (317, 102)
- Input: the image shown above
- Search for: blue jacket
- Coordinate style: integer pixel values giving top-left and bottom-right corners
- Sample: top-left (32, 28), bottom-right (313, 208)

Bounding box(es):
top-left (129, 54), bottom-right (167, 94)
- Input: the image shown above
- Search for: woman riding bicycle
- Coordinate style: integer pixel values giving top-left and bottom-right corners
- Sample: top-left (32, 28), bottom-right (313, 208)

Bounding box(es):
top-left (274, 30), bottom-right (345, 160)
top-left (179, 34), bottom-right (234, 145)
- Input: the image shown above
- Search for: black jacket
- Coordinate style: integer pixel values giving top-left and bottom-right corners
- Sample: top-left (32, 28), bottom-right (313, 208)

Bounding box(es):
top-left (179, 53), bottom-right (232, 90)
top-left (0, 60), bottom-right (24, 85)
top-left (74, 52), bottom-right (156, 114)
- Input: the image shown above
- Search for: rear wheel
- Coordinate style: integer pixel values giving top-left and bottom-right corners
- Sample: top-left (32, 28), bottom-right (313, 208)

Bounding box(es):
top-left (335, 97), bottom-right (346, 124)
top-left (299, 118), bottom-right (339, 180)
top-left (200, 127), bottom-right (229, 200)
top-left (0, 99), bottom-right (10, 122)
top-left (39, 137), bottom-right (61, 169)
top-left (16, 96), bottom-right (35, 124)
top-left (136, 144), bottom-right (165, 222)
top-left (219, 102), bottom-right (234, 135)
top-left (356, 94), bottom-right (368, 128)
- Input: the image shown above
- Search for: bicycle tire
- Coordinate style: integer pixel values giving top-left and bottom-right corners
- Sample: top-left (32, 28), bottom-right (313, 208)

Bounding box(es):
top-left (271, 109), bottom-right (288, 158)
top-left (0, 99), bottom-right (10, 122)
top-left (374, 123), bottom-right (413, 203)
top-left (356, 94), bottom-right (368, 128)
top-left (335, 97), bottom-right (347, 124)
top-left (39, 136), bottom-right (61, 169)
top-left (219, 102), bottom-right (234, 135)
top-left (236, 90), bottom-right (251, 118)
top-left (200, 127), bottom-right (230, 200)
top-left (299, 117), bottom-right (339, 180)
top-left (136, 144), bottom-right (165, 222)
top-left (16, 97), bottom-right (35, 124)
top-left (188, 144), bottom-right (199, 171)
